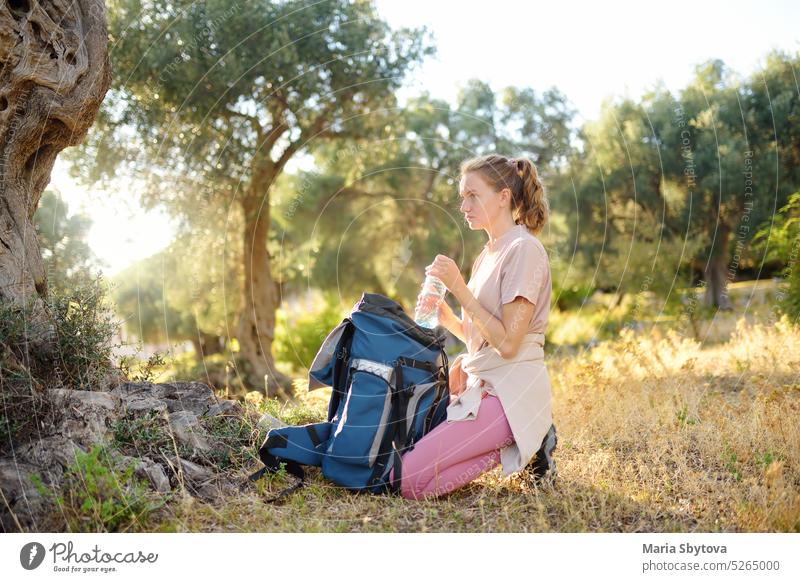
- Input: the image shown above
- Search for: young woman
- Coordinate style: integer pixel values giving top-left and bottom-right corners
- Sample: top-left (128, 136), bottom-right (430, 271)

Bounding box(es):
top-left (388, 153), bottom-right (557, 500)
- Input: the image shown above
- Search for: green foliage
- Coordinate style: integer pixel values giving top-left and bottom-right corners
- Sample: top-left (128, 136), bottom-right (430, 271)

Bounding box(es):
top-left (30, 445), bottom-right (164, 532)
top-left (111, 410), bottom-right (193, 461)
top-left (47, 272), bottom-right (122, 389)
top-left (200, 414), bottom-right (256, 471)
top-left (0, 271), bottom-right (121, 390)
top-left (260, 396), bottom-right (327, 427)
top-left (273, 292), bottom-right (347, 374)
top-left (753, 192), bottom-right (800, 321)
top-left (0, 272), bottom-right (123, 453)
top-left (112, 410), bottom-right (167, 449)
top-left (70, 0), bottom-right (436, 214)
top-left (755, 450), bottom-right (784, 470)
top-left (118, 349), bottom-right (169, 384)
top-left (565, 51), bottom-right (800, 311)
top-left (723, 444), bottom-right (743, 482)
top-left (34, 189), bottom-right (108, 295)
top-left (554, 283), bottom-right (595, 311)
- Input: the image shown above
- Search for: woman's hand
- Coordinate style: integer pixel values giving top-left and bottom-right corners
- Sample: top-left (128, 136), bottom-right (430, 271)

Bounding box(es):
top-left (425, 254), bottom-right (466, 294)
top-left (448, 354), bottom-right (467, 397)
top-left (437, 298), bottom-right (459, 330)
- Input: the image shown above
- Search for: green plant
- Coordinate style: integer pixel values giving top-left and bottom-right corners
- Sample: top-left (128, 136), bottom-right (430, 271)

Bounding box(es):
top-left (755, 450), bottom-right (786, 470)
top-left (675, 404), bottom-right (698, 427)
top-left (200, 414), bottom-right (255, 470)
top-left (0, 271), bottom-right (122, 454)
top-left (753, 191), bottom-right (800, 321)
top-left (118, 349), bottom-right (169, 383)
top-left (554, 283), bottom-right (595, 311)
top-left (111, 411), bottom-right (193, 461)
top-left (723, 445), bottom-right (743, 482)
top-left (30, 444), bottom-right (164, 532)
top-left (260, 396), bottom-right (326, 426)
top-left (273, 292), bottom-right (346, 375)
top-left (49, 272), bottom-right (124, 389)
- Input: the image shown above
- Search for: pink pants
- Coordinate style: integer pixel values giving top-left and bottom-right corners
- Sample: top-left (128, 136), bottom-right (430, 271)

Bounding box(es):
top-left (388, 393), bottom-right (515, 500)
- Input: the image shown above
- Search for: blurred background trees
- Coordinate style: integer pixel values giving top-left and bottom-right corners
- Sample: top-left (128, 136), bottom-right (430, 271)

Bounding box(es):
top-left (45, 1), bottom-right (799, 399)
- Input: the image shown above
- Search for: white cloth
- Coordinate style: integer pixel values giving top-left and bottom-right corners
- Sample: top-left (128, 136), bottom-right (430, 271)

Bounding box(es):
top-left (446, 332), bottom-right (552, 476)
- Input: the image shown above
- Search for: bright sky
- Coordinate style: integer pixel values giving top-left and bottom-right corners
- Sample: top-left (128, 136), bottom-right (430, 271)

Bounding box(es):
top-left (53, 0), bottom-right (799, 277)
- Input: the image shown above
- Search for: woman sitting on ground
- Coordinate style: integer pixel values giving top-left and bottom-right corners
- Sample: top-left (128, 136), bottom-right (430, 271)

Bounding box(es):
top-left (389, 153), bottom-right (558, 500)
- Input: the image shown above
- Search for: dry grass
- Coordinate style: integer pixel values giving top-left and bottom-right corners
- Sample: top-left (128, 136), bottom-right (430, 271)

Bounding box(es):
top-left (153, 314), bottom-right (800, 532)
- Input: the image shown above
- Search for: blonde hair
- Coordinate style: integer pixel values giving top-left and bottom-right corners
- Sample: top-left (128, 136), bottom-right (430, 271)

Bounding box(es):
top-left (459, 153), bottom-right (549, 235)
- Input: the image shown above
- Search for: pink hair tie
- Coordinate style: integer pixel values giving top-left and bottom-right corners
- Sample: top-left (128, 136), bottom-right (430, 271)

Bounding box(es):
top-left (508, 157), bottom-right (524, 178)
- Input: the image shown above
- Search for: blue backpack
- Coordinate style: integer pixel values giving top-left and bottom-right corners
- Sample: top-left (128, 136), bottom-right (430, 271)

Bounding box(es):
top-left (244, 292), bottom-right (451, 501)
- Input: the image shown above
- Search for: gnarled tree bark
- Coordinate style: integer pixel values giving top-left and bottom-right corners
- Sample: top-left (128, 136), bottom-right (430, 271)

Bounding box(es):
top-left (0, 0), bottom-right (111, 352)
top-left (236, 194), bottom-right (293, 399)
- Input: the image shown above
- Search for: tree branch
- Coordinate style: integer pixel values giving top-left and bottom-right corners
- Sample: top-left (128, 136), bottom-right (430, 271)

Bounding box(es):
top-left (315, 186), bottom-right (395, 213)
top-left (274, 101), bottom-right (337, 173)
top-left (223, 106), bottom-right (264, 141)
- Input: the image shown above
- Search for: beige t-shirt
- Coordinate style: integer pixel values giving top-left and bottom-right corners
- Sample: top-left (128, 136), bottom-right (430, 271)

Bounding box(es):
top-left (461, 224), bottom-right (552, 357)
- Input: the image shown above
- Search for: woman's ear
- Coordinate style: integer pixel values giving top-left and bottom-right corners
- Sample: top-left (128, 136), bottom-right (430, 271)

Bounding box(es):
top-left (500, 187), bottom-right (512, 208)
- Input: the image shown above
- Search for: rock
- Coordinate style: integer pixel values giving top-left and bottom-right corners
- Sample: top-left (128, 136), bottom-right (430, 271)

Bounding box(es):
top-left (134, 458), bottom-right (171, 494)
top-left (110, 381), bottom-right (163, 400)
top-left (168, 411), bottom-right (212, 453)
top-left (13, 436), bottom-right (88, 483)
top-left (257, 413), bottom-right (288, 432)
top-left (168, 410), bottom-right (198, 430)
top-left (179, 458), bottom-right (213, 483)
top-left (50, 388), bottom-right (119, 410)
top-left (204, 400), bottom-right (243, 418)
top-left (195, 481), bottom-right (221, 502)
top-left (112, 380), bottom-right (220, 418)
top-left (48, 389), bottom-right (121, 448)
top-left (123, 397), bottom-right (168, 416)
top-left (0, 459), bottom-right (48, 533)
top-left (108, 452), bottom-right (172, 495)
top-left (1, 378), bottom-right (263, 529)
top-left (159, 382), bottom-right (218, 416)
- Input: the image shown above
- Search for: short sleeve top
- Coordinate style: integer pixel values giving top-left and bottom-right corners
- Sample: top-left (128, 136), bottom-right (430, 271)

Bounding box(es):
top-left (461, 224), bottom-right (551, 356)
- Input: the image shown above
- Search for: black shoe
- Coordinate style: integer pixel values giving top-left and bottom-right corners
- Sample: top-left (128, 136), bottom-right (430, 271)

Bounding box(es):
top-left (529, 424), bottom-right (557, 482)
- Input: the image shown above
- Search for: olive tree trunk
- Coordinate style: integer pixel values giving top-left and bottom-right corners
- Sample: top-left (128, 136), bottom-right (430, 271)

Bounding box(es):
top-left (0, 0), bottom-right (111, 351)
top-left (703, 222), bottom-right (733, 310)
top-left (236, 194), bottom-right (293, 399)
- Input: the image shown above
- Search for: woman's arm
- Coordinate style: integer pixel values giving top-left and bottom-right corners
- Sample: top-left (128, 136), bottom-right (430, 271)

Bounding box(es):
top-left (445, 316), bottom-right (465, 343)
top-left (440, 302), bottom-right (466, 342)
top-left (425, 254), bottom-right (536, 358)
top-left (452, 280), bottom-right (534, 359)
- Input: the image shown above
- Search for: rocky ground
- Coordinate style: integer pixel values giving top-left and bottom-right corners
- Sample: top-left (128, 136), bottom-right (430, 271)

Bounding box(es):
top-left (0, 374), bottom-right (285, 532)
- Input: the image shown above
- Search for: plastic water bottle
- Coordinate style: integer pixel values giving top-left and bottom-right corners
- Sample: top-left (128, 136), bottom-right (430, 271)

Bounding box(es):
top-left (414, 275), bottom-right (447, 328)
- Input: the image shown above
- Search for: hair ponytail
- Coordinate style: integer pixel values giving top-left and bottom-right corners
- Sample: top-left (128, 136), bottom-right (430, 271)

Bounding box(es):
top-left (459, 154), bottom-right (549, 235)
top-left (515, 158), bottom-right (549, 235)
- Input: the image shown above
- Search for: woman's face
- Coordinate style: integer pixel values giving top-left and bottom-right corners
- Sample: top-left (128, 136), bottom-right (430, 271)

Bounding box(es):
top-left (458, 171), bottom-right (509, 230)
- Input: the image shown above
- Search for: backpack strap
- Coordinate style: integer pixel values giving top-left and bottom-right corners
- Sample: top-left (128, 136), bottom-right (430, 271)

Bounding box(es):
top-left (242, 430), bottom-right (310, 503)
top-left (387, 349), bottom-right (451, 495)
top-left (327, 319), bottom-right (356, 422)
top-left (395, 355), bottom-right (437, 374)
top-left (420, 347), bottom-right (449, 435)
top-left (388, 360), bottom-right (410, 494)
